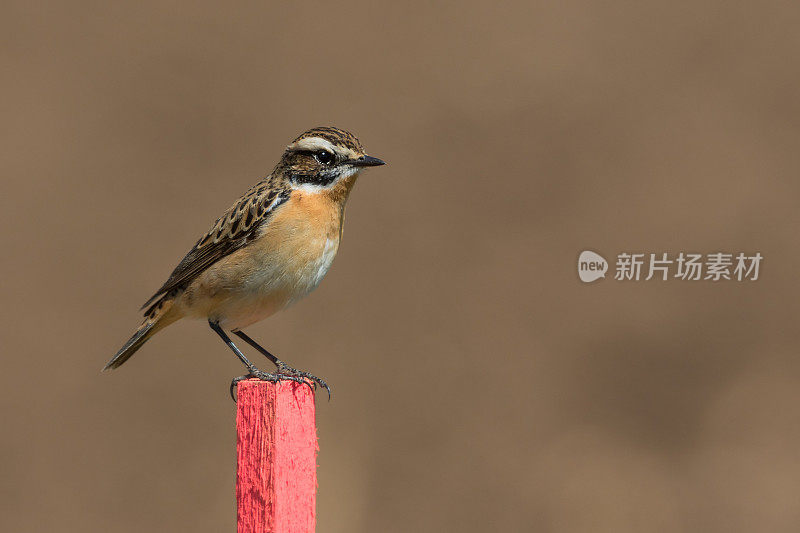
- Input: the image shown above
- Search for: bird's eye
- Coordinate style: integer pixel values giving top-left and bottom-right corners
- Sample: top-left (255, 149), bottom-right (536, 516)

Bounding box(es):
top-left (314, 150), bottom-right (334, 165)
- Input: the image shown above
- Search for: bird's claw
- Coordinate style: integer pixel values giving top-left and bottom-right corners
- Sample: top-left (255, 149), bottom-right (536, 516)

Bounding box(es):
top-left (229, 368), bottom-right (331, 403)
top-left (274, 363), bottom-right (331, 401)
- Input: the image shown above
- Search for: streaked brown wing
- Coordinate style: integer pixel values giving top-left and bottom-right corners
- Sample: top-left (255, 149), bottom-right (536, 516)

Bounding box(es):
top-left (141, 180), bottom-right (290, 310)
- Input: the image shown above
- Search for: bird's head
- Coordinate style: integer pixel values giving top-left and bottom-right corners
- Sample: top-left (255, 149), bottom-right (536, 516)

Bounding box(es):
top-left (278, 127), bottom-right (385, 191)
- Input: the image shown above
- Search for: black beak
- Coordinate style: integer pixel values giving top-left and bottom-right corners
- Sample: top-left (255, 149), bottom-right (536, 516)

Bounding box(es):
top-left (350, 155), bottom-right (386, 167)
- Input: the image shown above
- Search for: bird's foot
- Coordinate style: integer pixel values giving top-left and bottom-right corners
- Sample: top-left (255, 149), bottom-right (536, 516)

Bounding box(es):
top-left (229, 367), bottom-right (330, 402)
top-left (274, 362), bottom-right (331, 401)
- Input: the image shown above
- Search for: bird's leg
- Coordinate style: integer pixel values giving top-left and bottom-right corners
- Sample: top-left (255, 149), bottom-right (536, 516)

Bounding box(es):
top-left (232, 330), bottom-right (280, 366)
top-left (208, 320), bottom-right (308, 402)
top-left (233, 329), bottom-right (331, 400)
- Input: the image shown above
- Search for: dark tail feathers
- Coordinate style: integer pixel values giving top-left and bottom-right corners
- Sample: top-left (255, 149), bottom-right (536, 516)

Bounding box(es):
top-left (103, 321), bottom-right (157, 371)
top-left (103, 296), bottom-right (178, 371)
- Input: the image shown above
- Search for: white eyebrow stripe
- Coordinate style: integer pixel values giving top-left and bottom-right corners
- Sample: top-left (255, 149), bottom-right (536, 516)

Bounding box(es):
top-left (287, 137), bottom-right (337, 153)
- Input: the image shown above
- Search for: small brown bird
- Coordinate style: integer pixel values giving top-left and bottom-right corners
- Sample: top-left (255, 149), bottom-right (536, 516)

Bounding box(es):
top-left (104, 127), bottom-right (385, 399)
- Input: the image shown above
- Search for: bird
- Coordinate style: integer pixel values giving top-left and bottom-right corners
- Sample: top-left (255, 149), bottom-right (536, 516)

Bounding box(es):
top-left (103, 126), bottom-right (385, 400)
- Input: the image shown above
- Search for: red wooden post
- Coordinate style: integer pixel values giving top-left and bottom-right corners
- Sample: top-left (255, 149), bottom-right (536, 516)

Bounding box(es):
top-left (236, 379), bottom-right (318, 533)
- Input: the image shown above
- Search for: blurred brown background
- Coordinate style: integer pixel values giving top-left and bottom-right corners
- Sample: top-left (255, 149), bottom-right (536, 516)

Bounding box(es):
top-left (2, 1), bottom-right (800, 531)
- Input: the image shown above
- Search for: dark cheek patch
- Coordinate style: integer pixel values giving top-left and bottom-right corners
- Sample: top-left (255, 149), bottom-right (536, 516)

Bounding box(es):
top-left (289, 168), bottom-right (338, 187)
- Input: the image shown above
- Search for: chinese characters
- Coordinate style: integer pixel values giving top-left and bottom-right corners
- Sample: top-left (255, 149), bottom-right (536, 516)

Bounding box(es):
top-left (613, 252), bottom-right (762, 281)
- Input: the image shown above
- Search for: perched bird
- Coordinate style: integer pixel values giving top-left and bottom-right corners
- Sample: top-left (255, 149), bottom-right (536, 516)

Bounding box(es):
top-left (104, 127), bottom-right (385, 399)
